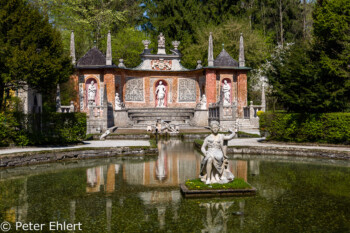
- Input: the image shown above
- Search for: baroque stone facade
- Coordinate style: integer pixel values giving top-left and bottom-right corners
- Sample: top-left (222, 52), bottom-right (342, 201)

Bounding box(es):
top-left (69, 32), bottom-right (252, 131)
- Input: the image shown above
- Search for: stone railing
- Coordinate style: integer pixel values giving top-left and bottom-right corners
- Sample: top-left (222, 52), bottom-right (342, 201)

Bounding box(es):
top-left (208, 102), bottom-right (220, 120)
top-left (243, 101), bottom-right (264, 119)
top-left (57, 101), bottom-right (75, 113)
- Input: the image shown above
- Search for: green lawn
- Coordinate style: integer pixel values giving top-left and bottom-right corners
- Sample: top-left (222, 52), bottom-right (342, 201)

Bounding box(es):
top-left (185, 178), bottom-right (252, 190)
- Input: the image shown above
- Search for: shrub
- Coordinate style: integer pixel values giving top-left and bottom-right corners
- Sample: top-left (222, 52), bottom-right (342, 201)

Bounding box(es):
top-left (0, 112), bottom-right (87, 147)
top-left (259, 112), bottom-right (350, 144)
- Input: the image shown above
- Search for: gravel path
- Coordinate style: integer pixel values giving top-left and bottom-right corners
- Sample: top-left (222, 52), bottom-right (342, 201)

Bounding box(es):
top-left (0, 140), bottom-right (150, 155)
top-left (228, 138), bottom-right (350, 152)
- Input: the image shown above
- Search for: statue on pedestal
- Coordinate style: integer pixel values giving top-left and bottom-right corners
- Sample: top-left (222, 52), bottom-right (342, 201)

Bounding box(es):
top-left (222, 80), bottom-right (231, 106)
top-left (200, 94), bottom-right (207, 110)
top-left (115, 93), bottom-right (123, 110)
top-left (200, 121), bottom-right (237, 184)
top-left (88, 80), bottom-right (97, 105)
top-left (156, 81), bottom-right (166, 107)
top-left (158, 33), bottom-right (165, 48)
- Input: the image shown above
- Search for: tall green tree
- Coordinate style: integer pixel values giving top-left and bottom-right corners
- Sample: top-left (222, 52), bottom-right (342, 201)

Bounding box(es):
top-left (311, 0), bottom-right (350, 111)
top-left (182, 19), bottom-right (269, 69)
top-left (31, 0), bottom-right (129, 58)
top-left (0, 0), bottom-right (73, 110)
top-left (266, 0), bottom-right (350, 113)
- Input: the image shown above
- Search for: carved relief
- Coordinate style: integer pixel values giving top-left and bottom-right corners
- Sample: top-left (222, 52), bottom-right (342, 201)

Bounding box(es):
top-left (79, 83), bottom-right (84, 111)
top-left (178, 78), bottom-right (196, 102)
top-left (125, 77), bottom-right (144, 102)
top-left (100, 82), bottom-right (104, 106)
top-left (151, 59), bottom-right (172, 70)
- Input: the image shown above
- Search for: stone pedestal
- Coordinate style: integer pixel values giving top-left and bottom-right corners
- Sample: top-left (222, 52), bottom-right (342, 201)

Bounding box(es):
top-left (114, 110), bottom-right (132, 127)
top-left (191, 109), bottom-right (208, 127)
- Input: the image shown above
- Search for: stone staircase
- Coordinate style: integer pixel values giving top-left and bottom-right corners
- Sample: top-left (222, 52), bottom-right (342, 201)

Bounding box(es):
top-left (237, 118), bottom-right (260, 132)
top-left (127, 108), bottom-right (195, 127)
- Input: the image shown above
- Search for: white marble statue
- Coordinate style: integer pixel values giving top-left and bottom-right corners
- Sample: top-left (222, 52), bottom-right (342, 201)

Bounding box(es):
top-left (156, 81), bottom-right (166, 107)
top-left (115, 93), bottom-right (122, 110)
top-left (200, 94), bottom-right (207, 110)
top-left (200, 121), bottom-right (237, 184)
top-left (158, 33), bottom-right (165, 47)
top-left (88, 80), bottom-right (97, 105)
top-left (222, 80), bottom-right (231, 106)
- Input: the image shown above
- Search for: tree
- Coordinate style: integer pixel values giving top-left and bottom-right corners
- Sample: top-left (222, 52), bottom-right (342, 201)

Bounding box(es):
top-left (265, 43), bottom-right (322, 113)
top-left (0, 0), bottom-right (73, 110)
top-left (31, 0), bottom-right (129, 58)
top-left (311, 0), bottom-right (350, 111)
top-left (181, 19), bottom-right (270, 69)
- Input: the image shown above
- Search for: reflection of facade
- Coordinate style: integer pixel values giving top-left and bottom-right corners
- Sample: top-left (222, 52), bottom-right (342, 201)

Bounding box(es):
top-left (86, 165), bottom-right (119, 193)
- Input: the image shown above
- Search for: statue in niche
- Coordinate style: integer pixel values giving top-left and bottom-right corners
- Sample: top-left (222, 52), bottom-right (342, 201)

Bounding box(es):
top-left (222, 80), bottom-right (231, 106)
top-left (200, 94), bottom-right (207, 110)
top-left (158, 33), bottom-right (165, 47)
top-left (200, 121), bottom-right (237, 184)
top-left (156, 81), bottom-right (166, 107)
top-left (114, 93), bottom-right (123, 110)
top-left (88, 80), bottom-right (97, 105)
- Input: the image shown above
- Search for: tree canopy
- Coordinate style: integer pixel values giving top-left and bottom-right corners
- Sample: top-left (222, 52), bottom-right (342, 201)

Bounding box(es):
top-left (0, 0), bottom-right (73, 110)
top-left (266, 0), bottom-right (350, 113)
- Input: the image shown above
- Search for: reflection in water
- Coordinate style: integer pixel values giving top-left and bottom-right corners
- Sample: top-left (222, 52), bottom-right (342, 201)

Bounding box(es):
top-left (201, 201), bottom-right (234, 233)
top-left (1, 140), bottom-right (350, 232)
top-left (81, 140), bottom-right (249, 232)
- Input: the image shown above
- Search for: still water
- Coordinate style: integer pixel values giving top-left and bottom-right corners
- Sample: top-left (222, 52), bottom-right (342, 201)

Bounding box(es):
top-left (1, 140), bottom-right (350, 232)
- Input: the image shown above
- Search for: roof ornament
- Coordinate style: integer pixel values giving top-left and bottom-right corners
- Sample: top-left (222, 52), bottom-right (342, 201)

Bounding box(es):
top-left (157, 33), bottom-right (166, 54)
top-left (208, 32), bottom-right (214, 66)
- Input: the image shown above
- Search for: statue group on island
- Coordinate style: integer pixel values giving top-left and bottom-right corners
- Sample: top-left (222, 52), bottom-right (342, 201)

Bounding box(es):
top-left (200, 121), bottom-right (237, 184)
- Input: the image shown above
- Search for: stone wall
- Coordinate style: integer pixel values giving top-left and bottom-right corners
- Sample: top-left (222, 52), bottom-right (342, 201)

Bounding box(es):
top-left (0, 147), bottom-right (158, 168)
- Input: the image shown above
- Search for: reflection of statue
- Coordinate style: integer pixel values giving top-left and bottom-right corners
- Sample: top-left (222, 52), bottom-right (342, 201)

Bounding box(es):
top-left (156, 81), bottom-right (166, 107)
top-left (200, 201), bottom-right (234, 233)
top-left (87, 168), bottom-right (97, 187)
top-left (200, 94), bottom-right (207, 110)
top-left (200, 121), bottom-right (236, 184)
top-left (115, 93), bottom-right (123, 110)
top-left (158, 33), bottom-right (165, 47)
top-left (88, 80), bottom-right (97, 105)
top-left (156, 145), bottom-right (167, 181)
top-left (222, 80), bottom-right (231, 106)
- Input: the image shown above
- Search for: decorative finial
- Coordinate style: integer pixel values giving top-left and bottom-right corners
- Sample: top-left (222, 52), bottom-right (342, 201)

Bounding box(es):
top-left (142, 40), bottom-right (151, 49)
top-left (118, 59), bottom-right (126, 68)
top-left (239, 33), bottom-right (245, 67)
top-left (196, 60), bottom-right (202, 69)
top-left (106, 30), bottom-right (112, 65)
top-left (172, 41), bottom-right (180, 50)
top-left (70, 30), bottom-right (76, 65)
top-left (222, 43), bottom-right (225, 50)
top-left (208, 32), bottom-right (214, 66)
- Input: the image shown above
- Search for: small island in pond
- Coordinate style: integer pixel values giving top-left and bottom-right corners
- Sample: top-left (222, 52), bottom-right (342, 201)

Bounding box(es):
top-left (180, 178), bottom-right (256, 198)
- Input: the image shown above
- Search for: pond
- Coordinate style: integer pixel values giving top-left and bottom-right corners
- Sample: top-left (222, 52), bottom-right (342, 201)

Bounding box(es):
top-left (1, 140), bottom-right (350, 232)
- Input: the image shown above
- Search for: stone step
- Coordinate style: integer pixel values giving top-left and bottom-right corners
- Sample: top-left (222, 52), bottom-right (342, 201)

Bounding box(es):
top-left (129, 113), bottom-right (193, 117)
top-left (127, 108), bottom-right (195, 113)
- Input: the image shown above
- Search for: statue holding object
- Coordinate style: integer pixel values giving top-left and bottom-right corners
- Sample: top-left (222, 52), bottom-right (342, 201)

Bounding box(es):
top-left (200, 121), bottom-right (238, 184)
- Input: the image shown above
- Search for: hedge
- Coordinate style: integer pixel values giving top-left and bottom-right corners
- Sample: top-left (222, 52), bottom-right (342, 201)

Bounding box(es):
top-left (259, 112), bottom-right (350, 144)
top-left (0, 112), bottom-right (87, 146)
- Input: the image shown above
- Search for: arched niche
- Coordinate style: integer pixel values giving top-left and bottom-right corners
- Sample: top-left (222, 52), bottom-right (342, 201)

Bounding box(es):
top-left (85, 77), bottom-right (99, 106)
top-left (154, 80), bottom-right (168, 107)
